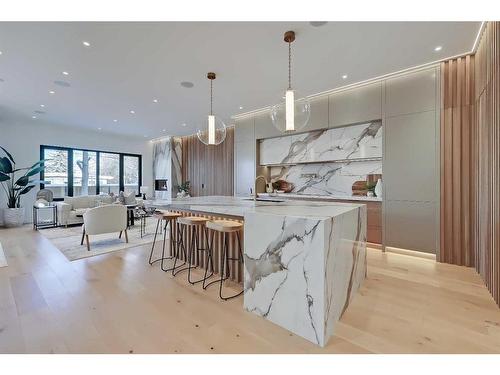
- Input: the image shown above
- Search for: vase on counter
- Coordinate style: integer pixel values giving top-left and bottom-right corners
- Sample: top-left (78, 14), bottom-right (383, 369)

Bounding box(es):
top-left (374, 179), bottom-right (383, 197)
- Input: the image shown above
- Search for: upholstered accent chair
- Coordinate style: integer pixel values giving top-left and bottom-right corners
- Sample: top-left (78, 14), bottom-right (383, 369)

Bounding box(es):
top-left (81, 205), bottom-right (128, 251)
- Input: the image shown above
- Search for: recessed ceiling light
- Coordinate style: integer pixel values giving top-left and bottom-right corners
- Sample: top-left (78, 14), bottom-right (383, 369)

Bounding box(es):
top-left (113, 119), bottom-right (118, 123)
top-left (49, 90), bottom-right (55, 95)
top-left (62, 71), bottom-right (69, 76)
top-left (434, 46), bottom-right (442, 52)
top-left (32, 115), bottom-right (37, 119)
top-left (40, 104), bottom-right (45, 108)
top-left (130, 110), bottom-right (135, 114)
top-left (342, 74), bottom-right (348, 79)
top-left (97, 127), bottom-right (102, 130)
top-left (162, 129), bottom-right (166, 132)
top-left (180, 81), bottom-right (194, 88)
top-left (82, 41), bottom-right (91, 47)
top-left (309, 21), bottom-right (328, 27)
top-left (182, 123), bottom-right (186, 127)
top-left (0, 51), bottom-right (3, 55)
top-left (153, 99), bottom-right (159, 103)
top-left (239, 106), bottom-right (243, 110)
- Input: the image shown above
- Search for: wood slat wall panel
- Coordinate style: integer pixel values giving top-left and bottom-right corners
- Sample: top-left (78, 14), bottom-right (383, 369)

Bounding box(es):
top-left (440, 55), bottom-right (475, 266)
top-left (441, 22), bottom-right (500, 306)
top-left (180, 127), bottom-right (234, 196)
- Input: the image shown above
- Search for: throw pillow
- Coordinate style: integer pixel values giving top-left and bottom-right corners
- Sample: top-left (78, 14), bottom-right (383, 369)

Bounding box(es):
top-left (118, 191), bottom-right (126, 205)
top-left (124, 191), bottom-right (136, 205)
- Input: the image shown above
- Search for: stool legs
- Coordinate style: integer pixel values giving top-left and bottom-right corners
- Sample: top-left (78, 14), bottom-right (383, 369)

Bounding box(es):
top-left (187, 226), bottom-right (214, 285)
top-left (148, 218), bottom-right (164, 265)
top-left (204, 230), bottom-right (244, 300)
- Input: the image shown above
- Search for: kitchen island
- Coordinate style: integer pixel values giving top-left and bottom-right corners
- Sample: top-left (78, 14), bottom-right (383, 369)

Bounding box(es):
top-left (149, 196), bottom-right (366, 347)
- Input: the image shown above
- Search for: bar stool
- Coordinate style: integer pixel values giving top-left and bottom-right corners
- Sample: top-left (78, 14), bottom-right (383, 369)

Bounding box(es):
top-left (204, 220), bottom-right (244, 300)
top-left (148, 211), bottom-right (182, 271)
top-left (173, 216), bottom-right (214, 286)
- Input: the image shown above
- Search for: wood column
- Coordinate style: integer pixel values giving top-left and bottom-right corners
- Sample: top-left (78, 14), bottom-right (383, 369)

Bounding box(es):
top-left (180, 127), bottom-right (234, 196)
top-left (440, 55), bottom-right (475, 266)
top-left (474, 21), bottom-right (500, 305)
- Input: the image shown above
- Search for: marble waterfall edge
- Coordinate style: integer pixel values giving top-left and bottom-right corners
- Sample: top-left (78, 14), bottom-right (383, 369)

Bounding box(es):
top-left (243, 206), bottom-right (367, 347)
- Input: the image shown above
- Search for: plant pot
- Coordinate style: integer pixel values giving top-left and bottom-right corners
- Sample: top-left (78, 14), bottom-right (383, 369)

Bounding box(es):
top-left (2, 207), bottom-right (25, 227)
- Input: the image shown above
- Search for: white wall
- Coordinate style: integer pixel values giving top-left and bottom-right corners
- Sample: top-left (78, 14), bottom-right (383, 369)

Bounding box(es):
top-left (0, 120), bottom-right (153, 224)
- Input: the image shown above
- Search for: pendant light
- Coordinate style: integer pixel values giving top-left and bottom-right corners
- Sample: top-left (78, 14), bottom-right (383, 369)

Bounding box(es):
top-left (197, 72), bottom-right (226, 146)
top-left (270, 30), bottom-right (311, 133)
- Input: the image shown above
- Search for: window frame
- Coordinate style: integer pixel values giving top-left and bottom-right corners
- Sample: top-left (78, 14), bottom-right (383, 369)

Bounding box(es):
top-left (40, 145), bottom-right (142, 201)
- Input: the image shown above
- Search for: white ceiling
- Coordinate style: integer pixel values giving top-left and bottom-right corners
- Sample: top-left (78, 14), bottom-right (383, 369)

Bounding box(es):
top-left (0, 22), bottom-right (481, 138)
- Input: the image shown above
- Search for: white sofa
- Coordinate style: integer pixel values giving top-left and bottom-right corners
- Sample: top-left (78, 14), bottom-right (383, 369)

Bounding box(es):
top-left (82, 205), bottom-right (128, 251)
top-left (56, 194), bottom-right (143, 226)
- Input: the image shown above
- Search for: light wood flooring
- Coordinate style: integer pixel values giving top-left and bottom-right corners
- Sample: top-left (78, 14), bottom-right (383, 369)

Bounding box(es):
top-left (0, 225), bottom-right (499, 354)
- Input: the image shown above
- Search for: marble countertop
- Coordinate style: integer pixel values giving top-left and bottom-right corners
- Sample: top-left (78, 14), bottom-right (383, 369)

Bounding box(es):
top-left (258, 192), bottom-right (382, 202)
top-left (146, 195), bottom-right (363, 220)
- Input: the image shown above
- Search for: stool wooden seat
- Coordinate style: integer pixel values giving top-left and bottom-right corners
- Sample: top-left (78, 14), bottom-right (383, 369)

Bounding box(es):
top-left (154, 211), bottom-right (182, 220)
top-left (177, 216), bottom-right (209, 226)
top-left (206, 220), bottom-right (242, 233)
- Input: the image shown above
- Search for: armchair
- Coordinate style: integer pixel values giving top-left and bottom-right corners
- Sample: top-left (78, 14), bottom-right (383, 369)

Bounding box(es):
top-left (81, 205), bottom-right (128, 251)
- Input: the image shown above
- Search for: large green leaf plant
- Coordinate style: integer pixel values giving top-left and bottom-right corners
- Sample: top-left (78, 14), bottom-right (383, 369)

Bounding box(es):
top-left (0, 146), bottom-right (47, 208)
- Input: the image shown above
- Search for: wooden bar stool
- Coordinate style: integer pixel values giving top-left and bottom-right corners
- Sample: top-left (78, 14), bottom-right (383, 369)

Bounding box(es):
top-left (148, 211), bottom-right (182, 272)
top-left (173, 216), bottom-right (214, 285)
top-left (204, 220), bottom-right (244, 300)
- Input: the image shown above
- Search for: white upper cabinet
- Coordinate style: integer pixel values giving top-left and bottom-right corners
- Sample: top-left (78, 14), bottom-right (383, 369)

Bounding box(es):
top-left (301, 96), bottom-right (329, 132)
top-left (254, 112), bottom-right (282, 139)
top-left (329, 82), bottom-right (382, 127)
top-left (385, 68), bottom-right (436, 117)
top-left (259, 135), bottom-right (292, 165)
top-left (234, 117), bottom-right (255, 143)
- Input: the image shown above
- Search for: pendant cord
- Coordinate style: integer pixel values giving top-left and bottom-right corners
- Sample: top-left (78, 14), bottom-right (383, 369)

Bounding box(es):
top-left (288, 41), bottom-right (292, 90)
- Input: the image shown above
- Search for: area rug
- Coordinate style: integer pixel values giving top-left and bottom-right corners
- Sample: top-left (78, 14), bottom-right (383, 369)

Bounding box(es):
top-left (0, 242), bottom-right (7, 268)
top-left (40, 221), bottom-right (164, 261)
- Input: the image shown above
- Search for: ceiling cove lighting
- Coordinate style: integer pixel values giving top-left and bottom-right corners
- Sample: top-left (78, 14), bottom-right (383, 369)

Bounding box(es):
top-left (270, 31), bottom-right (310, 133)
top-left (197, 72), bottom-right (226, 146)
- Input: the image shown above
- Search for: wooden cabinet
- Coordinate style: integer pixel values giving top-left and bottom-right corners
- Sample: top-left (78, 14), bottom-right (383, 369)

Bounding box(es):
top-left (329, 82), bottom-right (382, 127)
top-left (234, 140), bottom-right (255, 196)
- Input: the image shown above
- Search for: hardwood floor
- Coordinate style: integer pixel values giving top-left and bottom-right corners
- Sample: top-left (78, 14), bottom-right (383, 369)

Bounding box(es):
top-left (0, 225), bottom-right (499, 353)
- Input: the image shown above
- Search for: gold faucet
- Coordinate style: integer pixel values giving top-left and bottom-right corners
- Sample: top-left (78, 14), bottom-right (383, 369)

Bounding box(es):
top-left (254, 175), bottom-right (268, 202)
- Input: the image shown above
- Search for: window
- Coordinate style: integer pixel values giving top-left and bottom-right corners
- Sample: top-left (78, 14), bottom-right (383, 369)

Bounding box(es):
top-left (43, 148), bottom-right (69, 197)
top-left (99, 153), bottom-right (120, 195)
top-left (40, 145), bottom-right (142, 200)
top-left (73, 150), bottom-right (97, 196)
top-left (123, 155), bottom-right (140, 195)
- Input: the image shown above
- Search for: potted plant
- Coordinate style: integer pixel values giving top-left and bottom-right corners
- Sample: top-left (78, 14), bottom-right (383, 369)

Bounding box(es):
top-left (0, 146), bottom-right (46, 227)
top-left (176, 181), bottom-right (191, 198)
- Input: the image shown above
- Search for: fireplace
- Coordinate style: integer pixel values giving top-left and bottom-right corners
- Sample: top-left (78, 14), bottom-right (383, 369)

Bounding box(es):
top-left (155, 179), bottom-right (168, 191)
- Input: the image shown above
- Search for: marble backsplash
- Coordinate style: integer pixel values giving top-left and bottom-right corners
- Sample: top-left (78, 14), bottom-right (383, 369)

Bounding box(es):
top-left (270, 160), bottom-right (382, 196)
top-left (264, 121), bottom-right (383, 197)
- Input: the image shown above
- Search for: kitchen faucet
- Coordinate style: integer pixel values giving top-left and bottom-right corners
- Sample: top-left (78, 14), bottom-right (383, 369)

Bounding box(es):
top-left (254, 175), bottom-right (268, 202)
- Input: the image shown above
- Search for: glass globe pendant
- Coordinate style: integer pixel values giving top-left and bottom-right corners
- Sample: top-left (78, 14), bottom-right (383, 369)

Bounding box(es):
top-left (197, 72), bottom-right (226, 146)
top-left (270, 30), bottom-right (311, 133)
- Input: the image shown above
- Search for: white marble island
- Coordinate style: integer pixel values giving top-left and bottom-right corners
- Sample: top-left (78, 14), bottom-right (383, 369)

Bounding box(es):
top-left (149, 196), bottom-right (367, 347)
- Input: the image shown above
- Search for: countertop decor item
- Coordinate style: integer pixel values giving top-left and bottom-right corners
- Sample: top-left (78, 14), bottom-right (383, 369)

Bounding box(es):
top-left (197, 72), bottom-right (226, 146)
top-left (273, 179), bottom-right (294, 193)
top-left (140, 186), bottom-right (149, 200)
top-left (1, 146), bottom-right (46, 227)
top-left (352, 180), bottom-right (368, 196)
top-left (270, 30), bottom-right (310, 133)
top-left (374, 179), bottom-right (383, 197)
